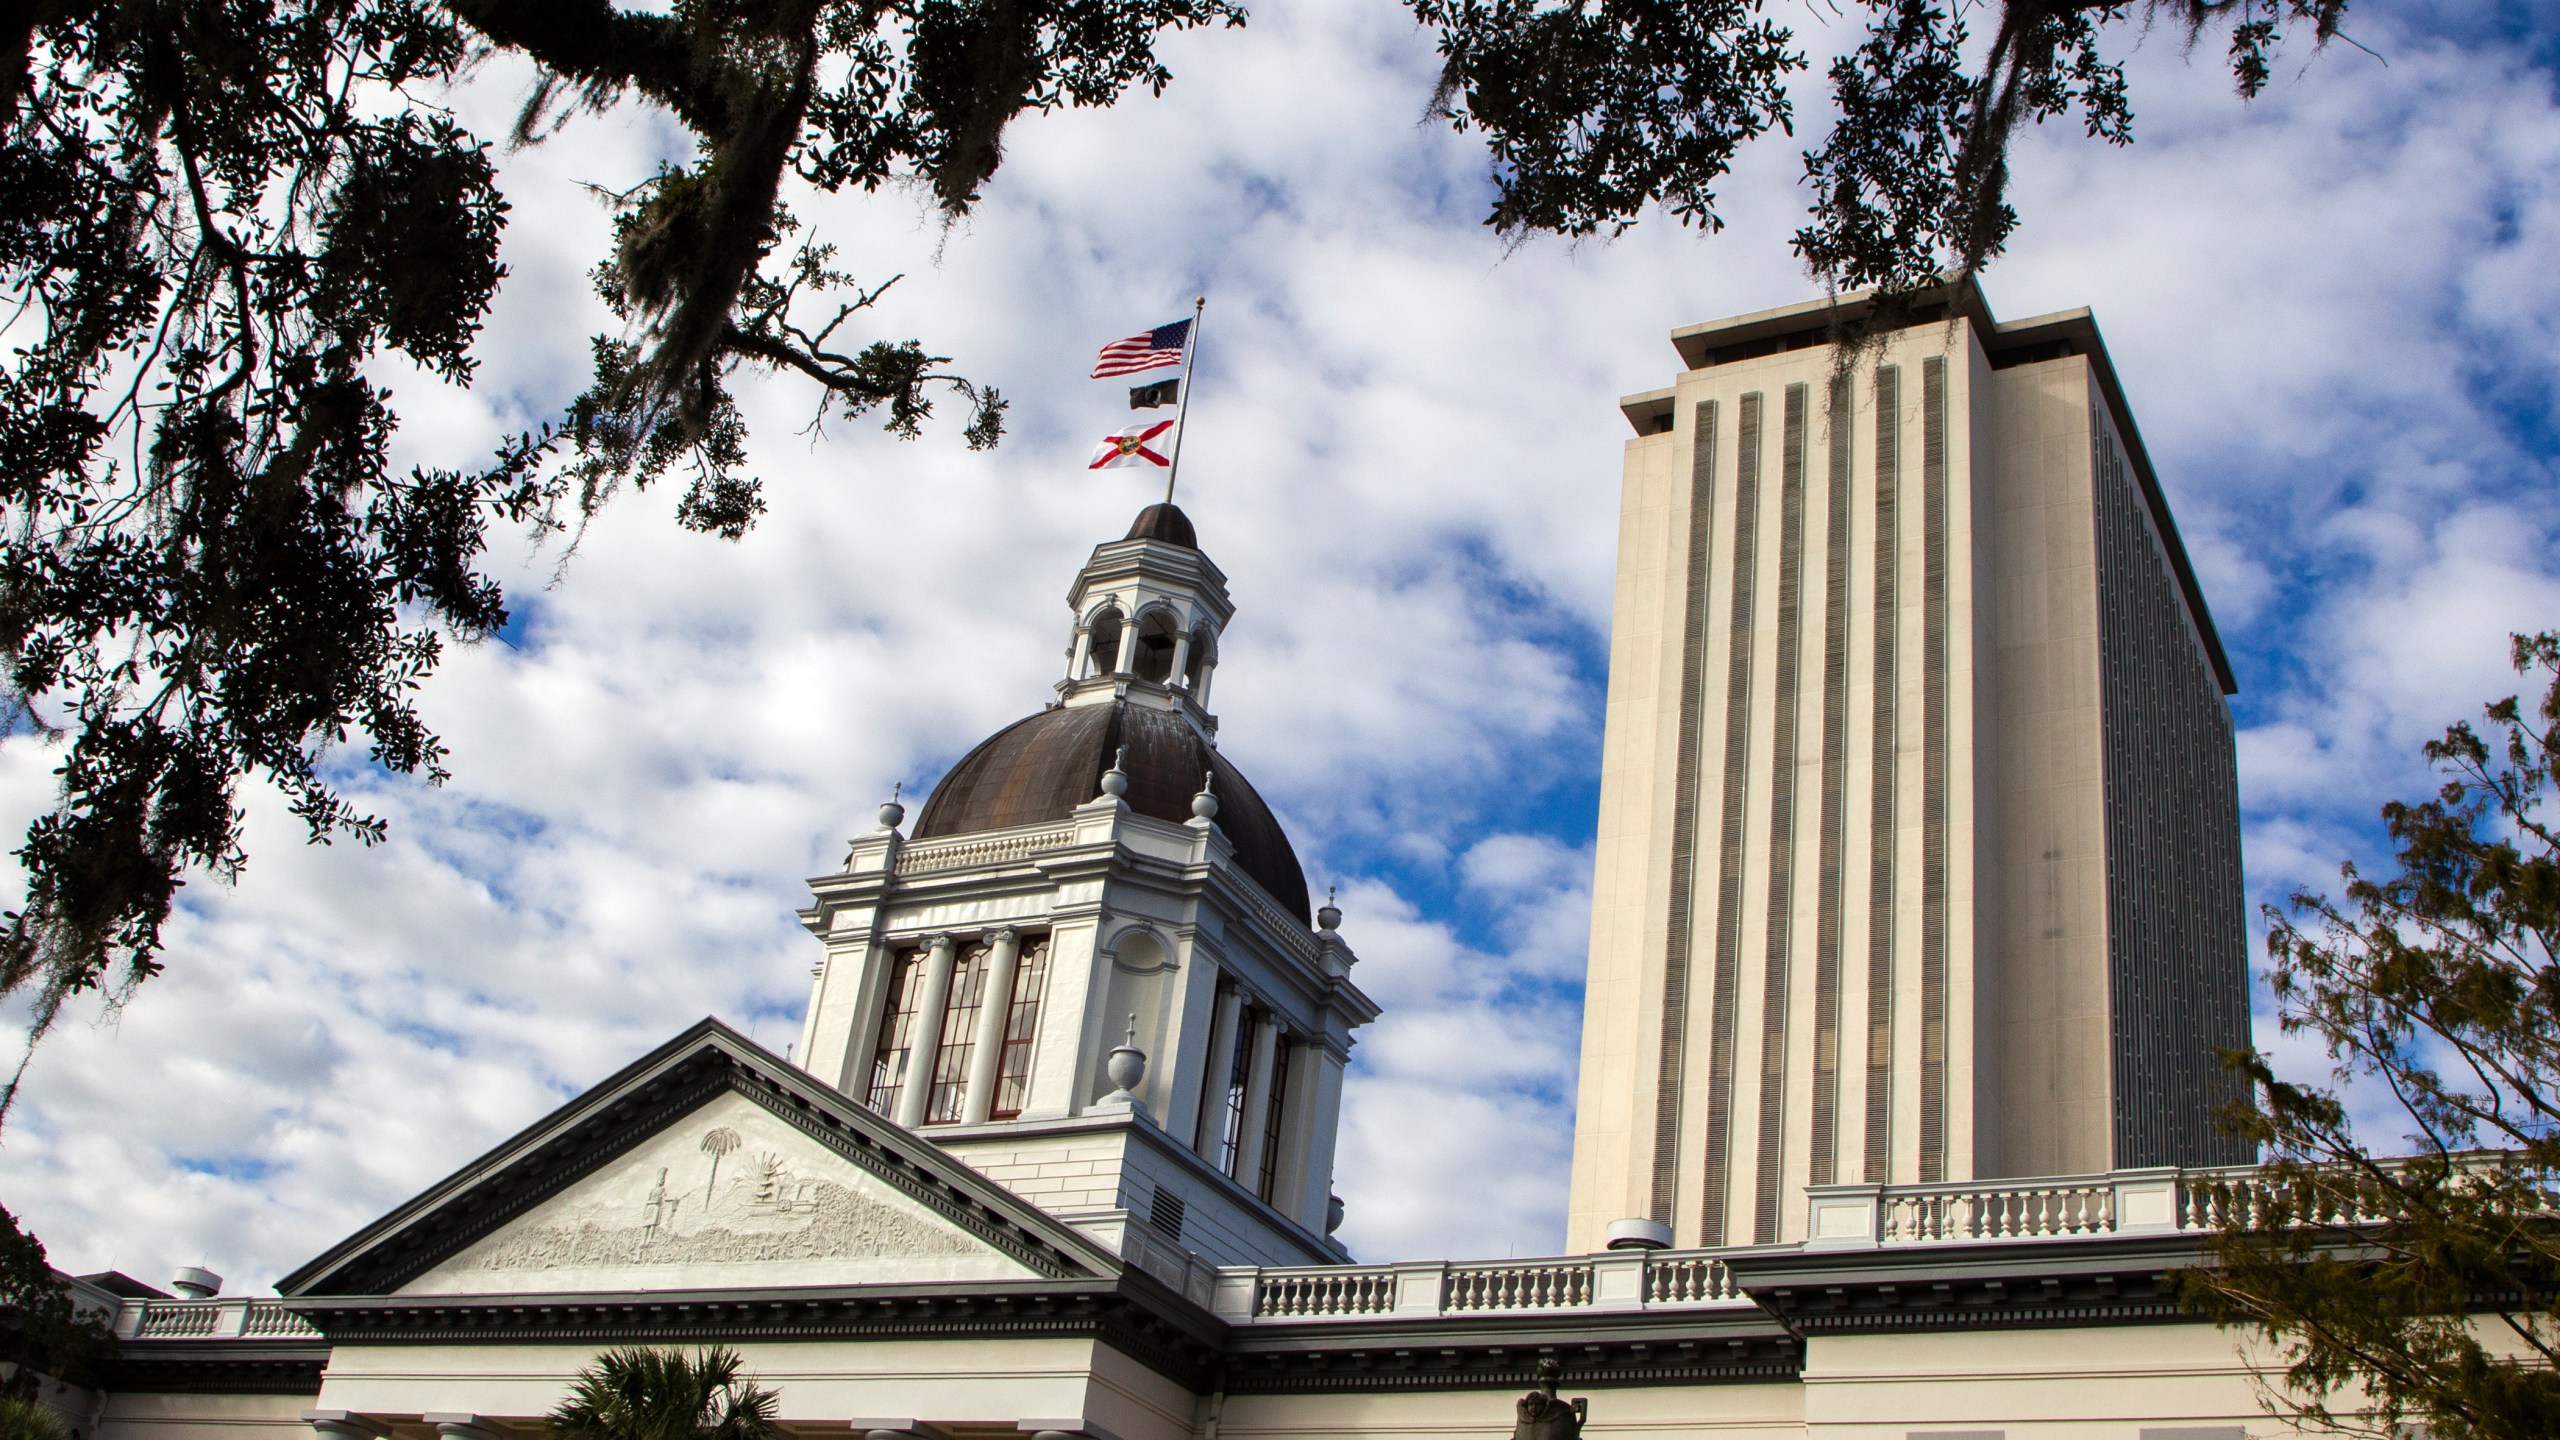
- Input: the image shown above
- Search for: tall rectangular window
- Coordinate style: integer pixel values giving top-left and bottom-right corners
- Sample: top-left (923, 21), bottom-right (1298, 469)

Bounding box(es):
top-left (990, 939), bottom-right (1051, 1120)
top-left (1217, 1008), bottom-right (1258, 1177)
top-left (923, 944), bottom-right (986, 1124)
top-left (864, 948), bottom-right (925, 1117)
top-left (1256, 1034), bottom-right (1291, 1204)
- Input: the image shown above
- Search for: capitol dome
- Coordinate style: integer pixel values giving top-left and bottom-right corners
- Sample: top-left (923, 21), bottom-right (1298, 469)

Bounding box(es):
top-left (909, 502), bottom-right (1309, 923)
top-left (913, 699), bottom-right (1310, 924)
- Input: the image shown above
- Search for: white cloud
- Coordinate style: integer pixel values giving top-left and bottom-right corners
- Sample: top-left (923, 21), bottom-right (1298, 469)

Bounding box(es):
top-left (2, 0), bottom-right (2557, 1286)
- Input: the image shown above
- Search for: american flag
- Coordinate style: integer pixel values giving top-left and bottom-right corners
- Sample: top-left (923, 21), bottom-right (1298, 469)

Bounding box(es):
top-left (1090, 319), bottom-right (1192, 379)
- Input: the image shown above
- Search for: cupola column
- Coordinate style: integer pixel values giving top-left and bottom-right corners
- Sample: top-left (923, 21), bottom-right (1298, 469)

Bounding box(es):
top-left (960, 927), bottom-right (1025, 1124)
top-left (1168, 632), bottom-right (1193, 688)
top-left (1067, 628), bottom-right (1093, 680)
top-left (1113, 620), bottom-right (1142, 675)
top-left (1194, 658), bottom-right (1216, 709)
top-left (896, 933), bottom-right (960, 1127)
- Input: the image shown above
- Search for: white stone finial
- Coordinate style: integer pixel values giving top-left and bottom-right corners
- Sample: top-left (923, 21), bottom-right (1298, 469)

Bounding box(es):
top-left (1098, 1013), bottom-right (1149, 1116)
top-left (1100, 746), bottom-right (1130, 799)
top-left (1190, 770), bottom-right (1219, 820)
top-left (1317, 884), bottom-right (1342, 933)
top-left (878, 781), bottom-right (906, 832)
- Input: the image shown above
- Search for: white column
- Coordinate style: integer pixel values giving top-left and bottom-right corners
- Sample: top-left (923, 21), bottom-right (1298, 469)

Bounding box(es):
top-left (960, 927), bottom-right (1023, 1123)
top-left (896, 933), bottom-right (959, 1127)
top-left (1231, 1011), bottom-right (1281, 1191)
top-left (1068, 628), bottom-right (1093, 680)
top-left (1113, 620), bottom-right (1141, 674)
top-left (1193, 658), bottom-right (1216, 709)
top-left (1193, 984), bottom-right (1246, 1155)
top-left (1168, 632), bottom-right (1193, 688)
top-left (1294, 1045), bottom-right (1347, 1229)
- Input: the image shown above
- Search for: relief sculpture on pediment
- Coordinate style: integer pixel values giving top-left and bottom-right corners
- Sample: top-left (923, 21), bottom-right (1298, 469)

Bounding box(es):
top-left (461, 1127), bottom-right (983, 1273)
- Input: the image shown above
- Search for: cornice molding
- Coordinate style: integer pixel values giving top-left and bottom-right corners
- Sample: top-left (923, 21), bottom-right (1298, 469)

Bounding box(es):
top-left (1221, 1308), bottom-right (1799, 1394)
top-left (111, 1341), bottom-right (330, 1395)
top-left (1724, 1232), bottom-right (2218, 1335)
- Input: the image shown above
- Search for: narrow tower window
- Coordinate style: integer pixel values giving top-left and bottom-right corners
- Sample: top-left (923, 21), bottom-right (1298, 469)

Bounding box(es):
top-left (923, 943), bottom-right (987, 1124)
top-left (1257, 1034), bottom-right (1292, 1204)
top-left (990, 938), bottom-right (1051, 1119)
top-left (1217, 1006), bottom-right (1258, 1176)
top-left (865, 948), bottom-right (925, 1116)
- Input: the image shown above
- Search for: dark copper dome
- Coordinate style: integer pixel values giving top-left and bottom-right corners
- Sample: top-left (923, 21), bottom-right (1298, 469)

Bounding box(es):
top-left (913, 700), bottom-right (1309, 922)
top-left (1125, 502), bottom-right (1197, 548)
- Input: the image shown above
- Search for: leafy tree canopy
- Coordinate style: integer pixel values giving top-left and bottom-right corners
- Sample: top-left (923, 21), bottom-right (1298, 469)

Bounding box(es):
top-left (0, 1201), bottom-right (113, 1395)
top-left (2184, 633), bottom-right (2560, 1440)
top-left (0, 0), bottom-right (2355, 1112)
top-left (549, 1345), bottom-right (781, 1440)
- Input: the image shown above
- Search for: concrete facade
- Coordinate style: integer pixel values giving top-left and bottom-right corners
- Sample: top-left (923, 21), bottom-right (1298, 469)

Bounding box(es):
top-left (1570, 288), bottom-right (2251, 1253)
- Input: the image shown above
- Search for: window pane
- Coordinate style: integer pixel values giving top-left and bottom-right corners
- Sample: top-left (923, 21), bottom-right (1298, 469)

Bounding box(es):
top-left (991, 940), bottom-right (1051, 1119)
top-left (1257, 1031), bottom-right (1290, 1202)
top-left (1218, 1008), bottom-right (1256, 1177)
top-left (923, 944), bottom-right (987, 1125)
top-left (865, 949), bottom-right (924, 1117)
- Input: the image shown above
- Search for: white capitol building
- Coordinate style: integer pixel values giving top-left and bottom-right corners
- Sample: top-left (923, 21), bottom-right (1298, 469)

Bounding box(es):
top-left (63, 286), bottom-right (2327, 1440)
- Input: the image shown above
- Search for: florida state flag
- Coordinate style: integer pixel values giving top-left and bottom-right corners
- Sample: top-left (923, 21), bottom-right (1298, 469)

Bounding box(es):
top-left (1089, 420), bottom-right (1175, 469)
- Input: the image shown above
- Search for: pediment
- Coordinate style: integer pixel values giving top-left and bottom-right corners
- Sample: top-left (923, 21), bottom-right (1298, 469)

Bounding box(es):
top-left (401, 1088), bottom-right (1033, 1293)
top-left (281, 1020), bottom-right (1115, 1298)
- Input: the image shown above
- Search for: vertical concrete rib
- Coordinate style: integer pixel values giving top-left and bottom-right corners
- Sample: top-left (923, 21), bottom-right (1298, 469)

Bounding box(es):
top-left (1863, 363), bottom-right (1902, 1182)
top-left (1650, 400), bottom-right (1720, 1224)
top-left (1920, 355), bottom-right (1950, 1183)
top-left (1753, 382), bottom-right (1810, 1244)
top-left (1701, 391), bottom-right (1763, 1246)
top-left (1811, 375), bottom-right (1852, 1187)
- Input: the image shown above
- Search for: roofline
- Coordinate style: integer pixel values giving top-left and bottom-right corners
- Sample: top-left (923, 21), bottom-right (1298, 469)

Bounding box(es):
top-left (276, 1018), bottom-right (1123, 1297)
top-left (1641, 280), bottom-right (2235, 695)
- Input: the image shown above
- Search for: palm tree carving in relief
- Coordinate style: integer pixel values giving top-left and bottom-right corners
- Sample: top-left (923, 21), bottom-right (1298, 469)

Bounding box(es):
top-left (699, 1128), bottom-right (742, 1209)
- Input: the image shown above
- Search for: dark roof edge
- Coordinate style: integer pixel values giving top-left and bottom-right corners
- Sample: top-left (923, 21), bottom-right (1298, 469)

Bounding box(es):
top-left (1662, 279), bottom-right (2235, 696)
top-left (275, 1019), bottom-right (1124, 1297)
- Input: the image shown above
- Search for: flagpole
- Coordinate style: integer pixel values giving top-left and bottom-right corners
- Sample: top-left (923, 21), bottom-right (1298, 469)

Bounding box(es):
top-left (1161, 295), bottom-right (1205, 505)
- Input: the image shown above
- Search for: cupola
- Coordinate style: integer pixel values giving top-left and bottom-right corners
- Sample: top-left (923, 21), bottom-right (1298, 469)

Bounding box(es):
top-left (794, 505), bottom-right (1377, 1273)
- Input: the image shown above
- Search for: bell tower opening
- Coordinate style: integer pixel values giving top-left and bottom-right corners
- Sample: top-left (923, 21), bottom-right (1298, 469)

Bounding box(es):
top-left (1133, 609), bottom-right (1182, 684)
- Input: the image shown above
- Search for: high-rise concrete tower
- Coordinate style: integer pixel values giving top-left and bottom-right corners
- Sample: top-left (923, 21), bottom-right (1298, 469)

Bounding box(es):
top-left (1567, 286), bottom-right (2252, 1253)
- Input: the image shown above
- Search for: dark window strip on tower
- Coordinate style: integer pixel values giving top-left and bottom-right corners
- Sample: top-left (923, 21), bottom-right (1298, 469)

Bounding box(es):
top-left (1754, 382), bottom-right (1810, 1244)
top-left (1702, 390), bottom-right (1763, 1246)
top-left (1811, 375), bottom-right (1853, 1187)
top-left (1652, 399), bottom-right (1720, 1226)
top-left (2090, 413), bottom-right (2253, 1168)
top-left (1920, 356), bottom-right (1950, 1183)
top-left (1864, 364), bottom-right (1902, 1182)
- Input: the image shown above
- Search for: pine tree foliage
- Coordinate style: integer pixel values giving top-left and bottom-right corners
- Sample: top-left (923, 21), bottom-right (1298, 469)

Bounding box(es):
top-left (548, 1347), bottom-right (782, 1440)
top-left (2183, 633), bottom-right (2560, 1440)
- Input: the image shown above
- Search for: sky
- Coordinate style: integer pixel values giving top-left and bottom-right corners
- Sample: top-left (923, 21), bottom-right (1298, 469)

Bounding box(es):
top-left (4, 0), bottom-right (2560, 1288)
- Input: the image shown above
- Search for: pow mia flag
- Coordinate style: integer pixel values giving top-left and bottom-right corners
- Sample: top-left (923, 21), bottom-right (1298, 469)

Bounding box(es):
top-left (1128, 378), bottom-right (1179, 410)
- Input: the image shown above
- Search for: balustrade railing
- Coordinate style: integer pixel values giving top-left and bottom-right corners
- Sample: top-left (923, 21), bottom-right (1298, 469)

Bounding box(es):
top-left (1253, 1267), bottom-right (1398, 1317)
top-left (1881, 1178), bottom-right (2115, 1242)
top-left (892, 826), bottom-right (1076, 875)
top-left (120, 1297), bottom-right (323, 1340)
top-left (1446, 1260), bottom-right (1591, 1311)
top-left (1643, 1253), bottom-right (1738, 1303)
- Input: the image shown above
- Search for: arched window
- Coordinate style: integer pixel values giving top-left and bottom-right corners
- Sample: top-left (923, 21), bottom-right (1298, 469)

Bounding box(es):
top-left (1083, 607), bottom-right (1124, 678)
top-left (1133, 608), bottom-right (1181, 684)
top-left (1184, 626), bottom-right (1215, 691)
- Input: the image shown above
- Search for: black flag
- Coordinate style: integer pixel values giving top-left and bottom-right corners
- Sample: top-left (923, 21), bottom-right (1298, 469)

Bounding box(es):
top-left (1129, 378), bottom-right (1179, 410)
